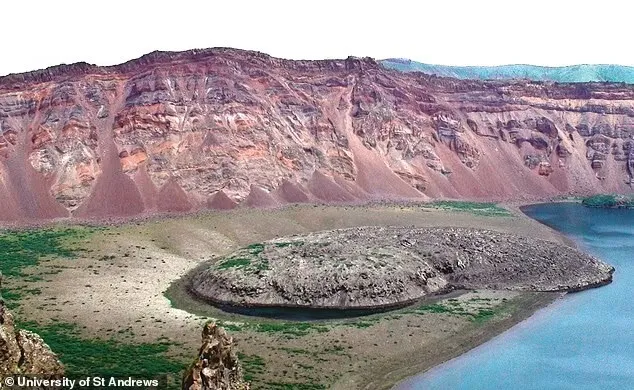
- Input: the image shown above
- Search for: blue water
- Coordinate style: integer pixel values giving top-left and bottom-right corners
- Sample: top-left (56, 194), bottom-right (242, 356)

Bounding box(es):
top-left (397, 203), bottom-right (634, 390)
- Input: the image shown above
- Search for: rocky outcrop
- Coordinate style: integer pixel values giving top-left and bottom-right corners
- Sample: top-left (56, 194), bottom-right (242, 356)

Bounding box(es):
top-left (0, 273), bottom-right (65, 380)
top-left (182, 322), bottom-right (249, 390)
top-left (2, 48), bottom-right (634, 222)
top-left (190, 227), bottom-right (614, 310)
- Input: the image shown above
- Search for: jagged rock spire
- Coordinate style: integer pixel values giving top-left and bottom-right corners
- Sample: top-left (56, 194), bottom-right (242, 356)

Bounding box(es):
top-left (183, 322), bottom-right (250, 390)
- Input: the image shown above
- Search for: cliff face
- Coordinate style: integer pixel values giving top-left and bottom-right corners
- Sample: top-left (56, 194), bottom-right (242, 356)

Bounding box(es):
top-left (1, 48), bottom-right (633, 221)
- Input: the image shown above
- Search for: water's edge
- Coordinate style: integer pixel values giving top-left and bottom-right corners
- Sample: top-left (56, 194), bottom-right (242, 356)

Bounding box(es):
top-left (396, 202), bottom-right (632, 390)
top-left (391, 293), bottom-right (565, 390)
top-left (371, 292), bottom-right (563, 390)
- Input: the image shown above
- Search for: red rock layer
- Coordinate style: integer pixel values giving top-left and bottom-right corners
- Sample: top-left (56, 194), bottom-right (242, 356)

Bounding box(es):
top-left (243, 185), bottom-right (280, 208)
top-left (307, 171), bottom-right (357, 202)
top-left (1, 48), bottom-right (633, 221)
top-left (207, 190), bottom-right (238, 210)
top-left (157, 178), bottom-right (193, 213)
top-left (132, 164), bottom-right (158, 210)
top-left (273, 179), bottom-right (312, 203)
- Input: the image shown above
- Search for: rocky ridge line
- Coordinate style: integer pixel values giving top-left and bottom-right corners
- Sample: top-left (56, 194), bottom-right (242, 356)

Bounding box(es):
top-left (2, 47), bottom-right (634, 223)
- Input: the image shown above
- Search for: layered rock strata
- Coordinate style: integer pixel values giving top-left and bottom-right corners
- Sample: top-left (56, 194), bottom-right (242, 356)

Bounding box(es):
top-left (2, 48), bottom-right (634, 222)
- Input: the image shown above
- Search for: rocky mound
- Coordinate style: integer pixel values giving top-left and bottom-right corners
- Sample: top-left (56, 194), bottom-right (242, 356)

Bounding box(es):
top-left (190, 227), bottom-right (614, 310)
top-left (182, 322), bottom-right (250, 390)
top-left (0, 273), bottom-right (65, 381)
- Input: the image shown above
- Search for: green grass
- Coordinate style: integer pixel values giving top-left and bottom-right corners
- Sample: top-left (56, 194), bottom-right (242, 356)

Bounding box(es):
top-left (215, 243), bottom-right (271, 273)
top-left (348, 321), bottom-right (375, 329)
top-left (0, 227), bottom-right (96, 277)
top-left (582, 194), bottom-right (634, 208)
top-left (252, 322), bottom-right (329, 337)
top-left (274, 241), bottom-right (304, 248)
top-left (427, 201), bottom-right (511, 216)
top-left (246, 243), bottom-right (265, 256)
top-left (0, 289), bottom-right (22, 310)
top-left (0, 227), bottom-right (99, 309)
top-left (471, 309), bottom-right (496, 323)
top-left (18, 320), bottom-right (185, 385)
top-left (343, 316), bottom-right (382, 329)
top-left (237, 353), bottom-right (266, 382)
top-left (407, 302), bottom-right (498, 323)
top-left (265, 382), bottom-right (327, 390)
top-left (217, 257), bottom-right (252, 269)
top-left (411, 303), bottom-right (455, 314)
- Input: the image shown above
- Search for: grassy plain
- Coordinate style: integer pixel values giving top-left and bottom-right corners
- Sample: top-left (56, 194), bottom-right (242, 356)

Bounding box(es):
top-left (1, 203), bottom-right (565, 389)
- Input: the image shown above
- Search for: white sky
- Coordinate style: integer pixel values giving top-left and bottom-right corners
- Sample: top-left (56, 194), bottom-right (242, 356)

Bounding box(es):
top-left (2, 0), bottom-right (632, 76)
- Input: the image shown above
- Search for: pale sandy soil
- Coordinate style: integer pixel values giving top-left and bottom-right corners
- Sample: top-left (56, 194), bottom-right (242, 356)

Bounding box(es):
top-left (8, 204), bottom-right (569, 389)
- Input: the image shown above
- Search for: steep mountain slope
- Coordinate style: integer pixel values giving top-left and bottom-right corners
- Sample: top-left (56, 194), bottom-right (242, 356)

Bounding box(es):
top-left (1, 48), bottom-right (633, 222)
top-left (382, 59), bottom-right (634, 83)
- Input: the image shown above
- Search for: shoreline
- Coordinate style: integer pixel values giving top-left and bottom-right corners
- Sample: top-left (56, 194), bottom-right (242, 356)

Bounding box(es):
top-left (388, 292), bottom-right (563, 390)
top-left (333, 292), bottom-right (563, 390)
top-left (359, 201), bottom-right (604, 390)
top-left (2, 201), bottom-right (603, 389)
top-left (0, 195), bottom-right (585, 231)
top-left (334, 201), bottom-right (593, 389)
top-left (391, 200), bottom-right (628, 390)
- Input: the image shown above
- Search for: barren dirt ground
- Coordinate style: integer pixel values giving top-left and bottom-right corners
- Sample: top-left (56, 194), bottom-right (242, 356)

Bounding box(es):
top-left (6, 204), bottom-right (566, 389)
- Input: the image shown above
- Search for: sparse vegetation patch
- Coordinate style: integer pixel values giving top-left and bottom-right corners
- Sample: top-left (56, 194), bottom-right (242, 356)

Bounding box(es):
top-left (582, 194), bottom-right (634, 208)
top-left (18, 320), bottom-right (185, 384)
top-left (427, 201), bottom-right (511, 216)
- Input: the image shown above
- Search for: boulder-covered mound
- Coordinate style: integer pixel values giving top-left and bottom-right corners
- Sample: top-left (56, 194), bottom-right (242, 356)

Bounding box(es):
top-left (182, 322), bottom-right (250, 390)
top-left (190, 227), bottom-right (614, 310)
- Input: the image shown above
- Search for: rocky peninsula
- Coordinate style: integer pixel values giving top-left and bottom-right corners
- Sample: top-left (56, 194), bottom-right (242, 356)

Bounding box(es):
top-left (190, 226), bottom-right (614, 310)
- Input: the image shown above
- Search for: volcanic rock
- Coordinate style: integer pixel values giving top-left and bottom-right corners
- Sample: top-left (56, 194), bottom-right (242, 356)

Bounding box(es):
top-left (190, 227), bottom-right (614, 310)
top-left (182, 322), bottom-right (249, 390)
top-left (2, 48), bottom-right (634, 222)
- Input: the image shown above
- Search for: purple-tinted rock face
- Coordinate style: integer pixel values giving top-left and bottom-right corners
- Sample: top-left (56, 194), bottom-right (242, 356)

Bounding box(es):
top-left (1, 48), bottom-right (633, 222)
